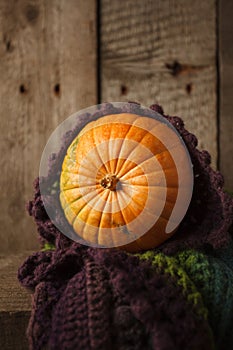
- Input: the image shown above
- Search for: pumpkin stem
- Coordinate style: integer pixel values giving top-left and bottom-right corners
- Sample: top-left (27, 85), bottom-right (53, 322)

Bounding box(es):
top-left (100, 174), bottom-right (119, 191)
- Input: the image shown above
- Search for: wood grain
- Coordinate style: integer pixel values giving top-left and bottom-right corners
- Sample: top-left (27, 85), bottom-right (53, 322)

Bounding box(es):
top-left (0, 0), bottom-right (97, 253)
top-left (0, 252), bottom-right (32, 349)
top-left (101, 0), bottom-right (217, 166)
top-left (219, 0), bottom-right (233, 190)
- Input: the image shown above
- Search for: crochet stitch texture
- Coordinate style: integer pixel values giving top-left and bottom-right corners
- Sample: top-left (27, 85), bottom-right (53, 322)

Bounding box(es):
top-left (18, 103), bottom-right (233, 350)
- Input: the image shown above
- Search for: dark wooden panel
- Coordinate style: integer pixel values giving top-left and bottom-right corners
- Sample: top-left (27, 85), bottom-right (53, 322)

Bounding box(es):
top-left (0, 252), bottom-right (32, 349)
top-left (219, 0), bottom-right (233, 190)
top-left (0, 312), bottom-right (30, 350)
top-left (101, 0), bottom-right (217, 166)
top-left (0, 0), bottom-right (97, 253)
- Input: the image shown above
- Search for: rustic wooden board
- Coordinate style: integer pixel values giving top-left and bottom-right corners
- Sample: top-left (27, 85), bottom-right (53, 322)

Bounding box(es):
top-left (101, 0), bottom-right (217, 166)
top-left (0, 0), bottom-right (97, 253)
top-left (219, 0), bottom-right (233, 190)
top-left (0, 252), bottom-right (32, 349)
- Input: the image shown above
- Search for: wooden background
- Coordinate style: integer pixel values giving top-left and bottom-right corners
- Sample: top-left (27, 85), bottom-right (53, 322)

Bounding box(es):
top-left (0, 0), bottom-right (233, 348)
top-left (1, 0), bottom-right (232, 255)
top-left (0, 0), bottom-right (97, 254)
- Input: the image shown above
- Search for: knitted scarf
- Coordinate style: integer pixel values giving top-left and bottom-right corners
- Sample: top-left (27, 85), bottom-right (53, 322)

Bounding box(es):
top-left (18, 103), bottom-right (233, 350)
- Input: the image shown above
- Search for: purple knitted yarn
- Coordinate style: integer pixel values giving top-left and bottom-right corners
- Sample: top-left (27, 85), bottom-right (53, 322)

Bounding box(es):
top-left (19, 247), bottom-right (214, 350)
top-left (18, 103), bottom-right (233, 350)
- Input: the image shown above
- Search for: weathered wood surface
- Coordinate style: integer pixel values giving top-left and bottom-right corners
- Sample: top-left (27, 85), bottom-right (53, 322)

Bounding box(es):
top-left (0, 252), bottom-right (32, 349)
top-left (219, 0), bottom-right (233, 190)
top-left (0, 0), bottom-right (97, 253)
top-left (101, 0), bottom-right (217, 167)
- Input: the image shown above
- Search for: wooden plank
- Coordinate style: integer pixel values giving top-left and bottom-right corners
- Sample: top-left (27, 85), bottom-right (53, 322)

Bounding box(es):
top-left (0, 252), bottom-right (32, 349)
top-left (101, 0), bottom-right (217, 166)
top-left (0, 0), bottom-right (97, 253)
top-left (219, 0), bottom-right (233, 191)
top-left (0, 312), bottom-right (30, 350)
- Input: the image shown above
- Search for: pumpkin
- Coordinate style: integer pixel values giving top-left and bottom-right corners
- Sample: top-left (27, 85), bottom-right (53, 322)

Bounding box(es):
top-left (60, 112), bottom-right (193, 252)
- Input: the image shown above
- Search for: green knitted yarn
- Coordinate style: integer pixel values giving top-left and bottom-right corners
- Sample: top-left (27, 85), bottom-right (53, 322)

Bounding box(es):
top-left (176, 244), bottom-right (233, 349)
top-left (139, 239), bottom-right (233, 350)
top-left (139, 251), bottom-right (208, 320)
top-left (41, 242), bottom-right (56, 252)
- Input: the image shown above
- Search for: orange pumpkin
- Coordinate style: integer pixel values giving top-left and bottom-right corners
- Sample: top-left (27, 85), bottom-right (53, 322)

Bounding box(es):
top-left (60, 113), bottom-right (193, 252)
